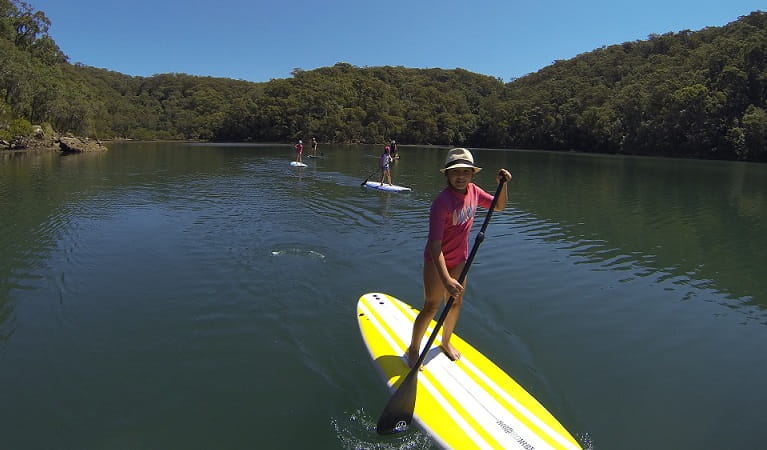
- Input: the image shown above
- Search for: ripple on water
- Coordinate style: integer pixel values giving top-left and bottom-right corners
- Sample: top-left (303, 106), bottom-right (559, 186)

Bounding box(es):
top-left (331, 408), bottom-right (432, 450)
top-left (270, 247), bottom-right (327, 260)
top-left (305, 194), bottom-right (382, 230)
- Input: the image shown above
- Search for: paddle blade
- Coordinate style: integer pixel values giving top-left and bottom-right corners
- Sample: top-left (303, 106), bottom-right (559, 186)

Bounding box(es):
top-left (375, 369), bottom-right (418, 435)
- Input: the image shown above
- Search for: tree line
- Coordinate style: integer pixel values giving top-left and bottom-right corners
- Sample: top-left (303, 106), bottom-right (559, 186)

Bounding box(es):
top-left (1, 0), bottom-right (766, 161)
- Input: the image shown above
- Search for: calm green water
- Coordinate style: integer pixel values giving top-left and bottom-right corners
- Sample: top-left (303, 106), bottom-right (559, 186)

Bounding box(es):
top-left (1, 142), bottom-right (765, 449)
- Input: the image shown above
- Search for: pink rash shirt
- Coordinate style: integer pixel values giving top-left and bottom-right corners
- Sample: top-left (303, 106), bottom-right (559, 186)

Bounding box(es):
top-left (424, 183), bottom-right (494, 268)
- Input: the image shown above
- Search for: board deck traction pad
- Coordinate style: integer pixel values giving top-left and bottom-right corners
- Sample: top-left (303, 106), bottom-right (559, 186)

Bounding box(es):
top-left (357, 292), bottom-right (582, 449)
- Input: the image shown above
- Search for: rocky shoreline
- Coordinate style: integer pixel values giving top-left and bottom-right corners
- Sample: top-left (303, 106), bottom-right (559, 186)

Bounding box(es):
top-left (1, 135), bottom-right (107, 153)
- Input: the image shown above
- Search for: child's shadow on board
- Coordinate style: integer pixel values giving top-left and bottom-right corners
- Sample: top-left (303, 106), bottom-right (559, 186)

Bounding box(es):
top-left (375, 346), bottom-right (442, 384)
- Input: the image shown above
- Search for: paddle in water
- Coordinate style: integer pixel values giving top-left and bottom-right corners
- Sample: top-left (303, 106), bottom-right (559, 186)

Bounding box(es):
top-left (376, 174), bottom-right (508, 435)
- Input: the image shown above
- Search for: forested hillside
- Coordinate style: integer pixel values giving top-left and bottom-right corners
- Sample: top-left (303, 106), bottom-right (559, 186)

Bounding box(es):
top-left (1, 0), bottom-right (765, 161)
top-left (504, 12), bottom-right (767, 161)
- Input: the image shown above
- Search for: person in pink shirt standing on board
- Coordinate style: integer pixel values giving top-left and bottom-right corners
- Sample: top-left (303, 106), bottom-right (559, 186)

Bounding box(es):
top-left (294, 140), bottom-right (304, 163)
top-left (406, 148), bottom-right (512, 367)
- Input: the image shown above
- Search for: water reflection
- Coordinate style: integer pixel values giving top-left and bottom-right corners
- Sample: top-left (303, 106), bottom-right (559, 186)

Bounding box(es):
top-left (3, 145), bottom-right (766, 322)
top-left (496, 150), bottom-right (767, 312)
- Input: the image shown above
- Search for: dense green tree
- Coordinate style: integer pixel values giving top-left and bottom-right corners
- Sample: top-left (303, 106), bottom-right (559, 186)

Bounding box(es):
top-left (0, 115), bottom-right (29, 139)
top-left (742, 105), bottom-right (767, 159)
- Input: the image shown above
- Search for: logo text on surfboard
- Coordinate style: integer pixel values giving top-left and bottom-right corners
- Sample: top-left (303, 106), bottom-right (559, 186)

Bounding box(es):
top-left (497, 420), bottom-right (535, 450)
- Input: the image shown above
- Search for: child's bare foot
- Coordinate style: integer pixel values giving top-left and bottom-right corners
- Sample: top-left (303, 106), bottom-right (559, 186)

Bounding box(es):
top-left (440, 343), bottom-right (461, 361)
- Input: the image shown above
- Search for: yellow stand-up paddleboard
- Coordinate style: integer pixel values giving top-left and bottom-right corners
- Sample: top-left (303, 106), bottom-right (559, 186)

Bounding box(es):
top-left (357, 292), bottom-right (582, 449)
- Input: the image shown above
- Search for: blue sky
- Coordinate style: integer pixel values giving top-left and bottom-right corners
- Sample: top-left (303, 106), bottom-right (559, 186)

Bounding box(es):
top-left (29, 0), bottom-right (765, 83)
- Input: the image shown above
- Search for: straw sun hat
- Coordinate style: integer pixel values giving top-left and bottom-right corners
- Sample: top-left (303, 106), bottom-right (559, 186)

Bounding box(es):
top-left (440, 148), bottom-right (482, 173)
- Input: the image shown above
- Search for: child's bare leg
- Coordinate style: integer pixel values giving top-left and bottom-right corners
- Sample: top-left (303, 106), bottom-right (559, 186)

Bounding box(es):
top-left (407, 305), bottom-right (438, 368)
top-left (439, 264), bottom-right (466, 361)
top-left (407, 263), bottom-right (444, 368)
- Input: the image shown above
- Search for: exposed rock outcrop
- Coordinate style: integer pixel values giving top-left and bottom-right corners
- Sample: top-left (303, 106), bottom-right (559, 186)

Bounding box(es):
top-left (58, 136), bottom-right (107, 153)
top-left (0, 135), bottom-right (56, 151)
top-left (1, 134), bottom-right (108, 153)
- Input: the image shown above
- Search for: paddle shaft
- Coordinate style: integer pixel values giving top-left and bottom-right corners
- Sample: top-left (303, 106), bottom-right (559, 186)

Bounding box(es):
top-left (361, 169), bottom-right (378, 186)
top-left (411, 175), bottom-right (507, 369)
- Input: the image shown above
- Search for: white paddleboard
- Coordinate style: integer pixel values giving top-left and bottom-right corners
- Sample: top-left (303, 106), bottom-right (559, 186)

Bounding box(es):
top-left (364, 181), bottom-right (411, 192)
top-left (357, 292), bottom-right (582, 449)
top-left (290, 161), bottom-right (308, 167)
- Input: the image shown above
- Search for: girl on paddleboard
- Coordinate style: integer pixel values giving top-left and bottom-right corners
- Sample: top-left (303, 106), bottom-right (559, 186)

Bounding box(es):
top-left (294, 140), bottom-right (303, 163)
top-left (379, 146), bottom-right (393, 186)
top-left (407, 148), bottom-right (512, 367)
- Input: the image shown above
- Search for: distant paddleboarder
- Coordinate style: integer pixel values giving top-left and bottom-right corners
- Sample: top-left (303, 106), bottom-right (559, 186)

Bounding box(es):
top-left (294, 139), bottom-right (304, 163)
top-left (390, 140), bottom-right (398, 159)
top-left (379, 145), bottom-right (393, 186)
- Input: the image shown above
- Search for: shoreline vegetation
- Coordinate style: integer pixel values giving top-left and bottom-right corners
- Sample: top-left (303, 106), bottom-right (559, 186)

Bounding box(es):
top-left (1, 2), bottom-right (766, 162)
